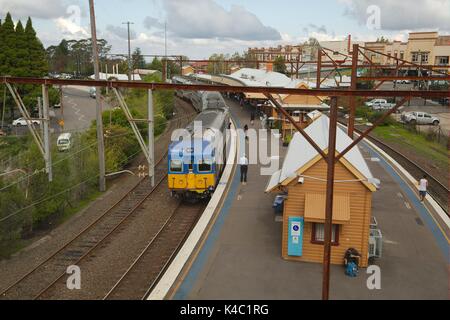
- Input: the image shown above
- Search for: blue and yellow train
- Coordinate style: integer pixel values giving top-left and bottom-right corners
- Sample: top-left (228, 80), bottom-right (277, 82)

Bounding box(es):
top-left (168, 91), bottom-right (230, 199)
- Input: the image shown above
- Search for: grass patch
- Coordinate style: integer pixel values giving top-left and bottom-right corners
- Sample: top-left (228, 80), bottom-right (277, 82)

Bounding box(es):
top-left (372, 123), bottom-right (448, 168)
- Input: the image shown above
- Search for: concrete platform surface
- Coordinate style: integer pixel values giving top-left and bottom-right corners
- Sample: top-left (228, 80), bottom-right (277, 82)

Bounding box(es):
top-left (173, 98), bottom-right (449, 300)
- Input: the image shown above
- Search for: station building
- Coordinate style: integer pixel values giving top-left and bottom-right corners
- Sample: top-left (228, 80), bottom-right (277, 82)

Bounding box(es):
top-left (266, 114), bottom-right (377, 267)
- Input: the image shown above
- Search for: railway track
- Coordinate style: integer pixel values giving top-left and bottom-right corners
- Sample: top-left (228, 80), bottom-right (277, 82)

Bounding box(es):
top-left (0, 101), bottom-right (197, 300)
top-left (349, 123), bottom-right (449, 216)
top-left (103, 202), bottom-right (205, 300)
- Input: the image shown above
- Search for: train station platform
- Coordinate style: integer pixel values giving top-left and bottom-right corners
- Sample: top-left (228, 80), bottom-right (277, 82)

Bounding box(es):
top-left (170, 98), bottom-right (449, 300)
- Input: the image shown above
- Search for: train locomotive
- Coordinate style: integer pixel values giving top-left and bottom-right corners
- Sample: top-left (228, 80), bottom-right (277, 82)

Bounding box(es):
top-left (168, 90), bottom-right (230, 199)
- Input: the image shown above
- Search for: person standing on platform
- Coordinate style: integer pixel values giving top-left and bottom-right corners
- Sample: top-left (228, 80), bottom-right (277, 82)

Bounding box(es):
top-left (250, 111), bottom-right (255, 125)
top-left (244, 124), bottom-right (249, 141)
top-left (239, 154), bottom-right (249, 184)
top-left (418, 175), bottom-right (428, 202)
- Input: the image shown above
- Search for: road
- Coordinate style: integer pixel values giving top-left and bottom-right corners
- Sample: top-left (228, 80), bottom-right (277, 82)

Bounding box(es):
top-left (8, 86), bottom-right (112, 136)
top-left (52, 86), bottom-right (112, 133)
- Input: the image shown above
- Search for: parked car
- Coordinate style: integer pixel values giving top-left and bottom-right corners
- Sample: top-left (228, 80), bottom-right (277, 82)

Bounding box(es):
top-left (364, 99), bottom-right (396, 111)
top-left (12, 117), bottom-right (41, 126)
top-left (53, 102), bottom-right (61, 109)
top-left (401, 112), bottom-right (440, 125)
top-left (89, 87), bottom-right (96, 99)
top-left (393, 79), bottom-right (411, 84)
top-left (57, 132), bottom-right (73, 151)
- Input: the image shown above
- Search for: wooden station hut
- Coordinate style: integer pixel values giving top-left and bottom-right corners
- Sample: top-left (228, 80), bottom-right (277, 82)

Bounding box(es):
top-left (265, 114), bottom-right (377, 267)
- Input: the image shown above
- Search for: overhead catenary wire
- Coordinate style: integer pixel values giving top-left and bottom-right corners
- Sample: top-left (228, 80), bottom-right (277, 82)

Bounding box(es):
top-left (0, 129), bottom-right (153, 192)
top-left (0, 146), bottom-right (143, 224)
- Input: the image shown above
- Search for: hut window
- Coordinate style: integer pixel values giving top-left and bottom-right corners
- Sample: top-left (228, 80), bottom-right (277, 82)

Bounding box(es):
top-left (311, 223), bottom-right (339, 245)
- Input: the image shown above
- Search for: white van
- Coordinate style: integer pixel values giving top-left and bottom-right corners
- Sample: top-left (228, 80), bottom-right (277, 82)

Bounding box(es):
top-left (89, 87), bottom-right (96, 98)
top-left (57, 133), bottom-right (72, 151)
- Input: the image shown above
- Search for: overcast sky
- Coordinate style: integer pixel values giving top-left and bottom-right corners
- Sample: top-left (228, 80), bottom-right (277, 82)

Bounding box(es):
top-left (1, 0), bottom-right (449, 59)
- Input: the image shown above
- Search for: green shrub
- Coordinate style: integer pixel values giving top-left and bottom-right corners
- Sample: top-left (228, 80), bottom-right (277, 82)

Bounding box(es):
top-left (367, 112), bottom-right (396, 126)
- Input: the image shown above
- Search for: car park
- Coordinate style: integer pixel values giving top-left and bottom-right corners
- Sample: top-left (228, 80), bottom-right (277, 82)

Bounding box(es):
top-left (401, 112), bottom-right (440, 125)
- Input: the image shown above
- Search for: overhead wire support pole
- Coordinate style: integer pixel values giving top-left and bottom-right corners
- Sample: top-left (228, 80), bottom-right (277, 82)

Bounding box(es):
top-left (5, 83), bottom-right (44, 156)
top-left (265, 94), bottom-right (327, 160)
top-left (42, 84), bottom-right (53, 182)
top-left (316, 48), bottom-right (322, 89)
top-left (148, 89), bottom-right (155, 186)
top-left (337, 96), bottom-right (411, 161)
top-left (348, 44), bottom-right (359, 138)
top-left (322, 96), bottom-right (339, 300)
top-left (122, 21), bottom-right (134, 81)
top-left (89, 0), bottom-right (106, 192)
top-left (112, 88), bottom-right (150, 163)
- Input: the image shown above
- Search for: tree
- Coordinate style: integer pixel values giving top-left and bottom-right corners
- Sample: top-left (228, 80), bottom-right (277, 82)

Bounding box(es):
top-left (132, 47), bottom-right (146, 70)
top-left (148, 57), bottom-right (163, 72)
top-left (207, 53), bottom-right (228, 75)
top-left (0, 13), bottom-right (16, 76)
top-left (24, 17), bottom-right (48, 77)
top-left (46, 38), bottom-right (111, 76)
top-left (376, 36), bottom-right (390, 43)
top-left (273, 56), bottom-right (287, 74)
top-left (14, 20), bottom-right (29, 77)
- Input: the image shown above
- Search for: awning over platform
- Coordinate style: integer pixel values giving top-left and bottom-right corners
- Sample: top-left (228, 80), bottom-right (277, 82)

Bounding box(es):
top-left (265, 169), bottom-right (282, 193)
top-left (304, 193), bottom-right (350, 224)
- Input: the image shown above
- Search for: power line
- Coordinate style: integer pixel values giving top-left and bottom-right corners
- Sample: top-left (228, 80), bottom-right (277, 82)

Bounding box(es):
top-left (0, 146), bottom-right (143, 224)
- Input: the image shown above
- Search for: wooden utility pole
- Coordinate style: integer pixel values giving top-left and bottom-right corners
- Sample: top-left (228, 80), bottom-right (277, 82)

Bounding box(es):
top-left (322, 96), bottom-right (338, 300)
top-left (122, 21), bottom-right (134, 81)
top-left (348, 44), bottom-right (359, 138)
top-left (42, 85), bottom-right (53, 182)
top-left (89, 0), bottom-right (106, 192)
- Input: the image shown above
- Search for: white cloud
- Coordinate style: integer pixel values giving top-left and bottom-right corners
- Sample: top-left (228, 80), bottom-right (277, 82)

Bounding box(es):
top-left (0, 0), bottom-right (65, 19)
top-left (341, 0), bottom-right (450, 31)
top-left (144, 0), bottom-right (281, 41)
top-left (55, 17), bottom-right (89, 38)
top-left (0, 0), bottom-right (84, 20)
top-left (105, 25), bottom-right (137, 40)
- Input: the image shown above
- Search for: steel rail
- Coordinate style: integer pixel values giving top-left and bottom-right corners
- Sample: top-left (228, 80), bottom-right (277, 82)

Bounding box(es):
top-left (338, 120), bottom-right (449, 215)
top-left (32, 109), bottom-right (193, 300)
top-left (355, 127), bottom-right (449, 215)
top-left (140, 204), bottom-right (205, 300)
top-left (102, 201), bottom-right (178, 300)
top-left (34, 170), bottom-right (168, 300)
top-left (0, 153), bottom-right (166, 299)
top-left (0, 106), bottom-right (193, 299)
top-left (2, 76), bottom-right (449, 98)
